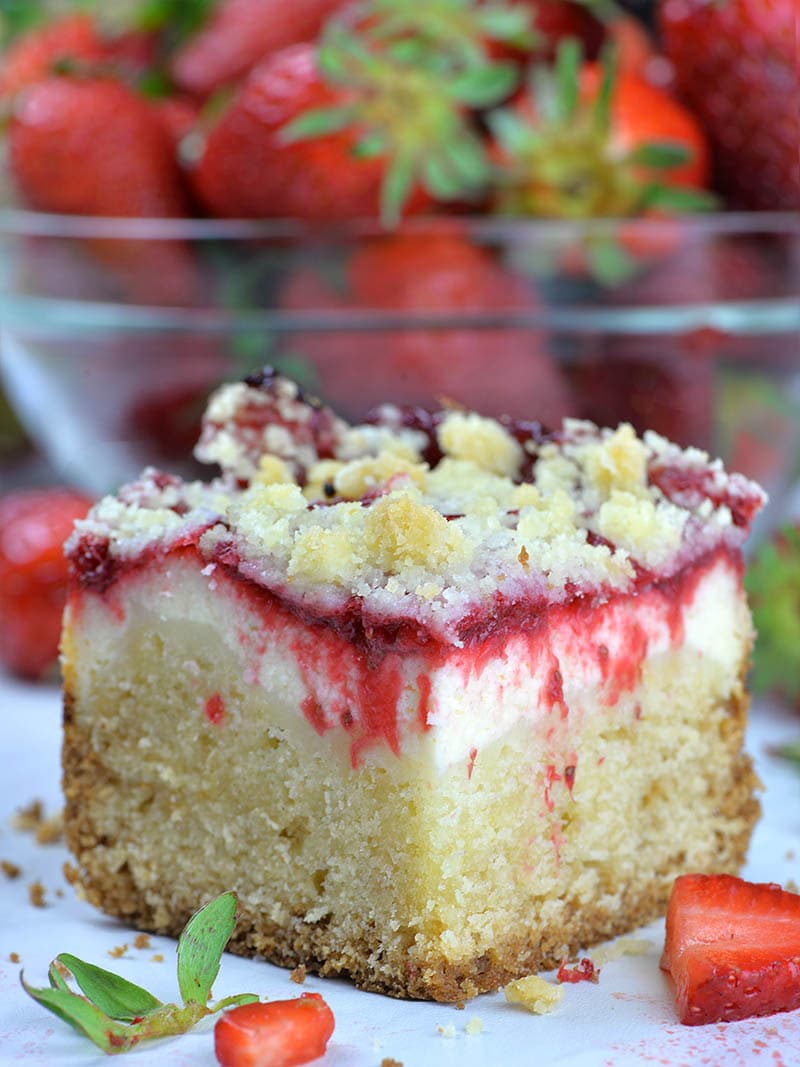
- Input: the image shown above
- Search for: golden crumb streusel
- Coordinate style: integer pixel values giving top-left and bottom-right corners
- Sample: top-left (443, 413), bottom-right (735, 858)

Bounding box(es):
top-left (70, 375), bottom-right (764, 644)
top-left (504, 975), bottom-right (564, 1014)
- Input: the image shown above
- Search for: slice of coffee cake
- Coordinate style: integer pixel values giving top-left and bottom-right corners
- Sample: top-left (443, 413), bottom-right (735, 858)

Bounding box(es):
top-left (62, 370), bottom-right (764, 1001)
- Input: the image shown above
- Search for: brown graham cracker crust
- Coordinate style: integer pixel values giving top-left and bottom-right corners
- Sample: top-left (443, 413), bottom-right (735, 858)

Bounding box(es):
top-left (61, 684), bottom-right (760, 1003)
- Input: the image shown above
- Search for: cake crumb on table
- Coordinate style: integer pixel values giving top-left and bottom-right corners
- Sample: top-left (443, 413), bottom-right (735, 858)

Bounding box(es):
top-left (437, 1024), bottom-right (456, 1038)
top-left (151, 953), bottom-right (164, 963)
top-left (380, 1059), bottom-right (403, 1067)
top-left (455, 1000), bottom-right (465, 1010)
top-left (35, 813), bottom-right (64, 845)
top-left (290, 964), bottom-right (307, 984)
top-left (133, 933), bottom-right (151, 950)
top-left (785, 878), bottom-right (799, 893)
top-left (62, 862), bottom-right (79, 885)
top-left (108, 943), bottom-right (129, 959)
top-left (9, 952), bottom-right (20, 964)
top-left (465, 1016), bottom-right (484, 1035)
top-left (12, 799), bottom-right (43, 832)
top-left (28, 881), bottom-right (46, 908)
top-left (504, 975), bottom-right (565, 1014)
top-left (589, 938), bottom-right (652, 966)
top-left (1, 859), bottom-right (21, 879)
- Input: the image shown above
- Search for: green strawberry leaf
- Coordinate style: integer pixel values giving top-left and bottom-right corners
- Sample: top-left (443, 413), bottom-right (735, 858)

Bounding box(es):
top-left (20, 977), bottom-right (135, 1054)
top-left (772, 739), bottom-right (800, 767)
top-left (56, 954), bottom-right (162, 1022)
top-left (629, 141), bottom-right (692, 170)
top-left (281, 105), bottom-right (358, 143)
top-left (448, 61), bottom-right (519, 107)
top-left (177, 892), bottom-right (238, 1006)
top-left (639, 184), bottom-right (719, 212)
top-left (23, 890), bottom-right (259, 1055)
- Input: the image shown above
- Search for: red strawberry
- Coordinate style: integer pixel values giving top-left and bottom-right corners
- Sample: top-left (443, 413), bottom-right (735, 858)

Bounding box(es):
top-left (658, 0), bottom-right (800, 210)
top-left (171, 0), bottom-right (344, 97)
top-left (9, 77), bottom-right (187, 217)
top-left (661, 873), bottom-right (800, 1026)
top-left (0, 15), bottom-right (104, 101)
top-left (214, 993), bottom-right (335, 1067)
top-left (192, 43), bottom-right (387, 220)
top-left (282, 230), bottom-right (574, 423)
top-left (9, 77), bottom-right (201, 305)
top-left (0, 488), bottom-right (93, 680)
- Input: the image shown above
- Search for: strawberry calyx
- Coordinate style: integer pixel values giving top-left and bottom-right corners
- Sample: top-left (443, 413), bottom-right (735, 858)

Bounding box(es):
top-left (282, 0), bottom-right (534, 223)
top-left (489, 39), bottom-right (715, 219)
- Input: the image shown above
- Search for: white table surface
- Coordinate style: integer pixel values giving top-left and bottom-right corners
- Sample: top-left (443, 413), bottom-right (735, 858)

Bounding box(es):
top-left (1, 674), bottom-right (798, 1067)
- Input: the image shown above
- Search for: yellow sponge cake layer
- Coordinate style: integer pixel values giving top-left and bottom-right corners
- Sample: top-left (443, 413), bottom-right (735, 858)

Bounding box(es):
top-left (62, 542), bottom-right (758, 1001)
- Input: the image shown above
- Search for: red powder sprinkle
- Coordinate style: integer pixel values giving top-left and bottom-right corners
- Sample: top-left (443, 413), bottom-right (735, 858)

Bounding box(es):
top-left (564, 765), bottom-right (576, 793)
top-left (557, 957), bottom-right (599, 984)
top-left (204, 692), bottom-right (226, 725)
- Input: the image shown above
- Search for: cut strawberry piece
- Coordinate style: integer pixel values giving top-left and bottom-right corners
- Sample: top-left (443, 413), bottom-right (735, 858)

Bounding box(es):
top-left (661, 873), bottom-right (800, 1026)
top-left (0, 489), bottom-right (94, 680)
top-left (214, 993), bottom-right (335, 1067)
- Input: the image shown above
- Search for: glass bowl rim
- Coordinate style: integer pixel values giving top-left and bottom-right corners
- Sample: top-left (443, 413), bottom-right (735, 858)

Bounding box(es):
top-left (1, 207), bottom-right (799, 241)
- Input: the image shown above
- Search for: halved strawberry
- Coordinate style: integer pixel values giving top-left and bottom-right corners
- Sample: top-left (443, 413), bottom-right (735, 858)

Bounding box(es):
top-left (214, 993), bottom-right (335, 1067)
top-left (661, 873), bottom-right (800, 1026)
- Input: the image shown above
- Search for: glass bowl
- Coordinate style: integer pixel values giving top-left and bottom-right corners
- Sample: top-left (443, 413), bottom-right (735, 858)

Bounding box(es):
top-left (0, 209), bottom-right (798, 538)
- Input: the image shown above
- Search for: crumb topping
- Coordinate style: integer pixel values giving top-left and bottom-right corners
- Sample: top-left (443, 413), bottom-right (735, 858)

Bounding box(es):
top-left (67, 372), bottom-right (766, 644)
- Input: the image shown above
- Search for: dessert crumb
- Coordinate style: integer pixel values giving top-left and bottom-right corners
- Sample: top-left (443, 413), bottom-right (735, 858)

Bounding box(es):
top-left (504, 974), bottom-right (564, 1014)
top-left (465, 1016), bottom-right (484, 1035)
top-left (786, 850), bottom-right (796, 862)
top-left (1, 859), bottom-right (22, 880)
top-left (12, 799), bottom-right (43, 832)
top-left (55, 888), bottom-right (64, 899)
top-left (151, 953), bottom-right (165, 963)
top-left (785, 878), bottom-right (799, 894)
top-left (290, 964), bottom-right (307, 984)
top-left (589, 937), bottom-right (651, 966)
top-left (437, 1024), bottom-right (456, 1038)
top-left (108, 943), bottom-right (129, 959)
top-left (557, 957), bottom-right (599, 984)
top-left (134, 933), bottom-right (151, 950)
top-left (380, 1059), bottom-right (403, 1067)
top-left (9, 952), bottom-right (20, 964)
top-left (35, 813), bottom-right (64, 845)
top-left (455, 1000), bottom-right (465, 1010)
top-left (28, 881), bottom-right (46, 908)
top-left (62, 862), bottom-right (79, 885)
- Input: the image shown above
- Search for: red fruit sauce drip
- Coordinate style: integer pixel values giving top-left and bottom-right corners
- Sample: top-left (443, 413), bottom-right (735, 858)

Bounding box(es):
top-left (204, 692), bottom-right (226, 725)
top-left (467, 747), bottom-right (478, 780)
top-left (416, 673), bottom-right (433, 731)
top-left (68, 533), bottom-right (740, 763)
top-left (557, 957), bottom-right (599, 984)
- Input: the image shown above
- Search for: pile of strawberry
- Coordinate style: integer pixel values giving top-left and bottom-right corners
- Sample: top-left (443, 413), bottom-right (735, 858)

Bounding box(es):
top-left (1, 0), bottom-right (796, 228)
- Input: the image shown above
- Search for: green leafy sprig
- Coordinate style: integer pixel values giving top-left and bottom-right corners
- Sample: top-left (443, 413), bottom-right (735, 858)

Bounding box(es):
top-left (745, 524), bottom-right (800, 706)
top-left (21, 892), bottom-right (258, 1055)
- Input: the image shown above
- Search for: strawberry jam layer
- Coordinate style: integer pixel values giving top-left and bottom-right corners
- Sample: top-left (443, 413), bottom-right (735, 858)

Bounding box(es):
top-left (68, 531), bottom-right (743, 767)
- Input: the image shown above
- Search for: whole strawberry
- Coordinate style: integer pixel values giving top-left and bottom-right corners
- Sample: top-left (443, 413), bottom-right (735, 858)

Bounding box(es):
top-left (659, 0), bottom-right (800, 210)
top-left (9, 77), bottom-right (187, 217)
top-left (170, 0), bottom-right (345, 96)
top-left (192, 43), bottom-right (387, 220)
top-left (0, 488), bottom-right (93, 680)
top-left (8, 77), bottom-right (200, 304)
top-left (283, 230), bottom-right (574, 422)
